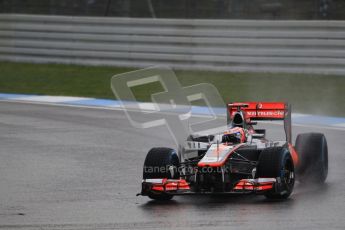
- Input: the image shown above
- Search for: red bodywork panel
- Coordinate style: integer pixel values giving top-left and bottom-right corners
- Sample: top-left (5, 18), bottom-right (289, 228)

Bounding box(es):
top-left (228, 102), bottom-right (287, 120)
top-left (234, 179), bottom-right (275, 191)
top-left (288, 143), bottom-right (299, 166)
top-left (197, 143), bottom-right (244, 167)
top-left (149, 179), bottom-right (190, 192)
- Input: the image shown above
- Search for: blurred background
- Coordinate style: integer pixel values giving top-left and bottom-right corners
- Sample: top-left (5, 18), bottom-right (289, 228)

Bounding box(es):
top-left (0, 0), bottom-right (344, 116)
top-left (0, 0), bottom-right (343, 19)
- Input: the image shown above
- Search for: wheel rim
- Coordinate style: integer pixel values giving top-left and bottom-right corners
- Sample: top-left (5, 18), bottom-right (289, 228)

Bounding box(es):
top-left (282, 159), bottom-right (294, 192)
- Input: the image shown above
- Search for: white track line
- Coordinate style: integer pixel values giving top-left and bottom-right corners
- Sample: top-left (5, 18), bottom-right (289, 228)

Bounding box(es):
top-left (1, 99), bottom-right (345, 132)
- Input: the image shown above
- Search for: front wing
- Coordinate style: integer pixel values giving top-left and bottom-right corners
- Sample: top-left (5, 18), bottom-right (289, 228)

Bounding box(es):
top-left (138, 178), bottom-right (277, 196)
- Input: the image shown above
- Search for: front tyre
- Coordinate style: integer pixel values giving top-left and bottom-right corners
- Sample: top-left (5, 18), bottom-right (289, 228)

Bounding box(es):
top-left (143, 147), bottom-right (180, 201)
top-left (257, 147), bottom-right (295, 199)
top-left (148, 192), bottom-right (174, 201)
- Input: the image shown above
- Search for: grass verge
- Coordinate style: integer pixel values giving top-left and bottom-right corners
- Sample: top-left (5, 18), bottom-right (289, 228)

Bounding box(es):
top-left (0, 61), bottom-right (344, 117)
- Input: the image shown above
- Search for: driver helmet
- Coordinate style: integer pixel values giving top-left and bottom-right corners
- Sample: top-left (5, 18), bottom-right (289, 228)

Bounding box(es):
top-left (222, 127), bottom-right (246, 144)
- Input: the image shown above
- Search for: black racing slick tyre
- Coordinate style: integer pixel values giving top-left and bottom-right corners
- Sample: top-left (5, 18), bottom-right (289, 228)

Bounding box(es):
top-left (257, 147), bottom-right (295, 199)
top-left (295, 133), bottom-right (328, 184)
top-left (143, 147), bottom-right (180, 201)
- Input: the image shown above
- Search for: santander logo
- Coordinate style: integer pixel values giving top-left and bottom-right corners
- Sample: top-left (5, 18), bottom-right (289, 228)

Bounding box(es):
top-left (246, 111), bottom-right (284, 117)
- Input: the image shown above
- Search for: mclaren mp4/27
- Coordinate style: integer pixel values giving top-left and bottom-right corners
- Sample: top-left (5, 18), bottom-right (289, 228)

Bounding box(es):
top-left (138, 102), bottom-right (328, 200)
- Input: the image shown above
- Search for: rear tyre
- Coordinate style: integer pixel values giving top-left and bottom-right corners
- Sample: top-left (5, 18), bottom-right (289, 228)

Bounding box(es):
top-left (257, 147), bottom-right (295, 199)
top-left (295, 133), bottom-right (328, 183)
top-left (143, 147), bottom-right (180, 201)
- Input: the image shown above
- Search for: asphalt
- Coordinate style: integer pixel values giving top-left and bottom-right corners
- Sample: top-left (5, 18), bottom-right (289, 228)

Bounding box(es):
top-left (0, 100), bottom-right (345, 230)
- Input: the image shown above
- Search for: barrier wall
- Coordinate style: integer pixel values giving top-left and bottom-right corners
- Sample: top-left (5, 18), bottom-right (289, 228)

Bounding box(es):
top-left (1, 14), bottom-right (345, 75)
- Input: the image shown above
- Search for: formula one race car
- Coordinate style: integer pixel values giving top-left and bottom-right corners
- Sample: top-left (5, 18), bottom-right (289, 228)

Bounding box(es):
top-left (138, 102), bottom-right (328, 200)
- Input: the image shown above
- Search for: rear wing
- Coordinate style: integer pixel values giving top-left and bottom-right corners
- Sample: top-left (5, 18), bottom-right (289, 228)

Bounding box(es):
top-left (227, 102), bottom-right (292, 143)
top-left (228, 102), bottom-right (287, 120)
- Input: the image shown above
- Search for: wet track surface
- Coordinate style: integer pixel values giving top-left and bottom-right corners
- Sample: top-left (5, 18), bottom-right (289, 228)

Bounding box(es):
top-left (1, 101), bottom-right (345, 229)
